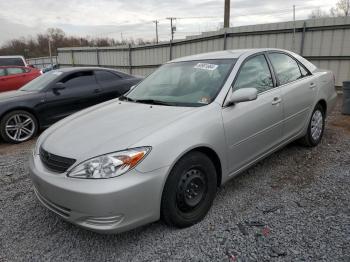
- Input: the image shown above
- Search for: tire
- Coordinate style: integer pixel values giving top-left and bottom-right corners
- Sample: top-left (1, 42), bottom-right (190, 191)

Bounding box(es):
top-left (0, 110), bottom-right (38, 144)
top-left (161, 151), bottom-right (217, 228)
top-left (299, 104), bottom-right (325, 147)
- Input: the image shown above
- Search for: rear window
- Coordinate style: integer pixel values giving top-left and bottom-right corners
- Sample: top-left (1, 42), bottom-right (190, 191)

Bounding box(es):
top-left (95, 70), bottom-right (121, 82)
top-left (0, 58), bottom-right (25, 66)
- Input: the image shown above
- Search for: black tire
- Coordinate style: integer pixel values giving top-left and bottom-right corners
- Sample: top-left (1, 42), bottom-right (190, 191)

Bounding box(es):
top-left (299, 104), bottom-right (325, 147)
top-left (0, 110), bottom-right (38, 144)
top-left (161, 151), bottom-right (217, 228)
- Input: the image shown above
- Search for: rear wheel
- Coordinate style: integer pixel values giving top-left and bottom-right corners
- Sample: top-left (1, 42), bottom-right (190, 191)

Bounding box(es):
top-left (161, 152), bottom-right (217, 228)
top-left (299, 104), bottom-right (325, 147)
top-left (0, 110), bottom-right (38, 143)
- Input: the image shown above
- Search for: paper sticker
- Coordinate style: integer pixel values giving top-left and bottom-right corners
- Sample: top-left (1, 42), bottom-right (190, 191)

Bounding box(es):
top-left (198, 96), bottom-right (211, 104)
top-left (194, 63), bottom-right (218, 71)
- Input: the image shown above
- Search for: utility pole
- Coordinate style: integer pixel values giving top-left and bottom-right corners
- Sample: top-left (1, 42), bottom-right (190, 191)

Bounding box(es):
top-left (153, 20), bottom-right (159, 44)
top-left (166, 17), bottom-right (176, 41)
top-left (120, 32), bottom-right (124, 44)
top-left (224, 0), bottom-right (230, 28)
top-left (293, 5), bottom-right (296, 52)
top-left (48, 38), bottom-right (53, 68)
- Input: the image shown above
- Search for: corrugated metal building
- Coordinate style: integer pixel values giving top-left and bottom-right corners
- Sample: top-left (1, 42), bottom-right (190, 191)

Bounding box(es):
top-left (57, 17), bottom-right (350, 86)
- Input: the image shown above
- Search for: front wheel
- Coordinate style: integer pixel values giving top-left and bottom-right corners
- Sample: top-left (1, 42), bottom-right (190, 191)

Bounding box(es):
top-left (299, 104), bottom-right (325, 147)
top-left (161, 151), bottom-right (217, 228)
top-left (0, 110), bottom-right (38, 143)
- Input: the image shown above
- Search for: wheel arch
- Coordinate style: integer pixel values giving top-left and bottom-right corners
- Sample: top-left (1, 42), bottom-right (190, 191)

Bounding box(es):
top-left (167, 145), bottom-right (223, 188)
top-left (0, 107), bottom-right (40, 128)
top-left (317, 99), bottom-right (327, 115)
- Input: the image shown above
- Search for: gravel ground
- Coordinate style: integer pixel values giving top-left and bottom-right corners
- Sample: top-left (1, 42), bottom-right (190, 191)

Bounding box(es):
top-left (0, 96), bottom-right (349, 262)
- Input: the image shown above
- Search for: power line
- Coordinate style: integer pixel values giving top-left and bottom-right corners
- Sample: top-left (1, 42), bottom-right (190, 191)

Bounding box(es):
top-left (175, 16), bottom-right (221, 20)
top-left (90, 4), bottom-right (335, 41)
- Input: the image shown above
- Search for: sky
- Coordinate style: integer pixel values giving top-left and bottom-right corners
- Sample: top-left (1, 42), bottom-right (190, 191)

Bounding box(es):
top-left (0, 0), bottom-right (339, 45)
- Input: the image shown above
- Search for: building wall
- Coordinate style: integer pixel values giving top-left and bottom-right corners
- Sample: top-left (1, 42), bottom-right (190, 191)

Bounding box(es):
top-left (57, 17), bottom-right (350, 86)
top-left (27, 56), bottom-right (58, 69)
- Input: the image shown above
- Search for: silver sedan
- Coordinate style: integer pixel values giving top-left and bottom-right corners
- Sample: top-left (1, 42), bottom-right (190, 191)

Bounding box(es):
top-left (29, 48), bottom-right (337, 233)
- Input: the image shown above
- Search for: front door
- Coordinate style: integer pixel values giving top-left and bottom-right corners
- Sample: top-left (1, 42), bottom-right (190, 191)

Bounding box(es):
top-left (222, 54), bottom-right (284, 175)
top-left (42, 71), bottom-right (98, 125)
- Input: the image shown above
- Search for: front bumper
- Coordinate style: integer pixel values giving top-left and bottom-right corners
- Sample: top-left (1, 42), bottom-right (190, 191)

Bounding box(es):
top-left (29, 153), bottom-right (169, 234)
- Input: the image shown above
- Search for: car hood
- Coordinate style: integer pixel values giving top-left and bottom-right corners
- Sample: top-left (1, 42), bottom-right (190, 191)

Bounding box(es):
top-left (41, 101), bottom-right (196, 162)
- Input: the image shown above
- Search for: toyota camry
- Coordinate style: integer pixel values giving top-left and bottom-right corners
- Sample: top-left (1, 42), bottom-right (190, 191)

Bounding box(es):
top-left (29, 49), bottom-right (337, 233)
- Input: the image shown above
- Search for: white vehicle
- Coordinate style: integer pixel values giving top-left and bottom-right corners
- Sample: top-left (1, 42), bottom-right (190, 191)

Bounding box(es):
top-left (0, 56), bottom-right (28, 67)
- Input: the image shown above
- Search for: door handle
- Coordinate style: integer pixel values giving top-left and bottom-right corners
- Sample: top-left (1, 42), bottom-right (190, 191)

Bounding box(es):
top-left (272, 96), bottom-right (282, 105)
top-left (93, 88), bottom-right (101, 93)
top-left (309, 82), bottom-right (316, 89)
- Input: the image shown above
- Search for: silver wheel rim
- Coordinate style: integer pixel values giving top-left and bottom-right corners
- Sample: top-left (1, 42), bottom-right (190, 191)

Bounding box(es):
top-left (5, 114), bottom-right (35, 142)
top-left (310, 110), bottom-right (323, 141)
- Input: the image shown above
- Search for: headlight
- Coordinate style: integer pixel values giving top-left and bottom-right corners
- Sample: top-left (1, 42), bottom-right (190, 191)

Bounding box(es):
top-left (68, 147), bottom-right (151, 179)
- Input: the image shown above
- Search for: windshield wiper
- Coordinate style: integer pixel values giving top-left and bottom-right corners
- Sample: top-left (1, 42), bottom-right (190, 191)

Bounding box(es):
top-left (134, 99), bottom-right (174, 106)
top-left (119, 95), bottom-right (136, 102)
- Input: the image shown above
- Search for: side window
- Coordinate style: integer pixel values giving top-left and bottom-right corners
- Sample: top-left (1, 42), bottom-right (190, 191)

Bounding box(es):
top-left (95, 71), bottom-right (120, 82)
top-left (61, 71), bottom-right (95, 88)
top-left (0, 69), bottom-right (6, 76)
top-left (7, 68), bottom-right (25, 75)
top-left (234, 54), bottom-right (273, 93)
top-left (268, 53), bottom-right (302, 85)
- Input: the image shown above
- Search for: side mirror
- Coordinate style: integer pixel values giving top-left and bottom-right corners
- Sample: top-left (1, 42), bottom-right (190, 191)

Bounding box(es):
top-left (52, 82), bottom-right (66, 95)
top-left (225, 88), bottom-right (258, 106)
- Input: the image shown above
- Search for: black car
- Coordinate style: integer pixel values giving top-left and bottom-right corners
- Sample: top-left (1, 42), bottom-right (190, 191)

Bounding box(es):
top-left (0, 67), bottom-right (141, 143)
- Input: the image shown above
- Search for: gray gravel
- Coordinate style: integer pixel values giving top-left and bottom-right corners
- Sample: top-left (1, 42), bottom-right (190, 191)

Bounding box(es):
top-left (0, 96), bottom-right (349, 262)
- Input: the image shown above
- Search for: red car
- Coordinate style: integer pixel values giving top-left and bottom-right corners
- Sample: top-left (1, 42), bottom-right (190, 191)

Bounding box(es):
top-left (0, 66), bottom-right (42, 92)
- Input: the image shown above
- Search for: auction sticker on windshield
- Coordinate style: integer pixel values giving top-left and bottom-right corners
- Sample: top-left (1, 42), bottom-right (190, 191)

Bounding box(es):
top-left (194, 63), bottom-right (218, 71)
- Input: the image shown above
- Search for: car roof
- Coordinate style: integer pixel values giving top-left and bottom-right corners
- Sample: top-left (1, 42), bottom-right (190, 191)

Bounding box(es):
top-left (0, 55), bottom-right (25, 58)
top-left (169, 48), bottom-right (291, 63)
top-left (0, 65), bottom-right (29, 69)
top-left (56, 67), bottom-right (126, 74)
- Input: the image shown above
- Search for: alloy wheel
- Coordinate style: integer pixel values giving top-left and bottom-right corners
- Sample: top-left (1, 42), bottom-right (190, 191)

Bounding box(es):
top-left (5, 114), bottom-right (35, 142)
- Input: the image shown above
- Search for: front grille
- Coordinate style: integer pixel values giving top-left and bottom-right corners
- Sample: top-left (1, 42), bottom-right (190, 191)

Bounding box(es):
top-left (39, 147), bottom-right (76, 173)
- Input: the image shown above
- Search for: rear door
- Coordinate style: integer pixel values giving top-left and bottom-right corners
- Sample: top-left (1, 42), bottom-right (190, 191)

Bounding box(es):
top-left (2, 67), bottom-right (27, 91)
top-left (43, 70), bottom-right (99, 124)
top-left (267, 52), bottom-right (317, 140)
top-left (222, 53), bottom-right (284, 174)
top-left (95, 70), bottom-right (133, 101)
top-left (0, 68), bottom-right (7, 92)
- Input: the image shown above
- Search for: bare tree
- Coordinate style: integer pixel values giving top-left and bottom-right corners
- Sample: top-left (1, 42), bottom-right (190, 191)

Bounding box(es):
top-left (330, 0), bottom-right (350, 16)
top-left (309, 7), bottom-right (329, 19)
top-left (0, 28), bottom-right (152, 57)
top-left (309, 0), bottom-right (350, 19)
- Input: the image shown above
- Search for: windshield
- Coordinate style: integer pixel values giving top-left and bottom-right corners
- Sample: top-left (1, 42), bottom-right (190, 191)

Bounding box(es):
top-left (20, 71), bottom-right (62, 91)
top-left (125, 59), bottom-right (235, 106)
